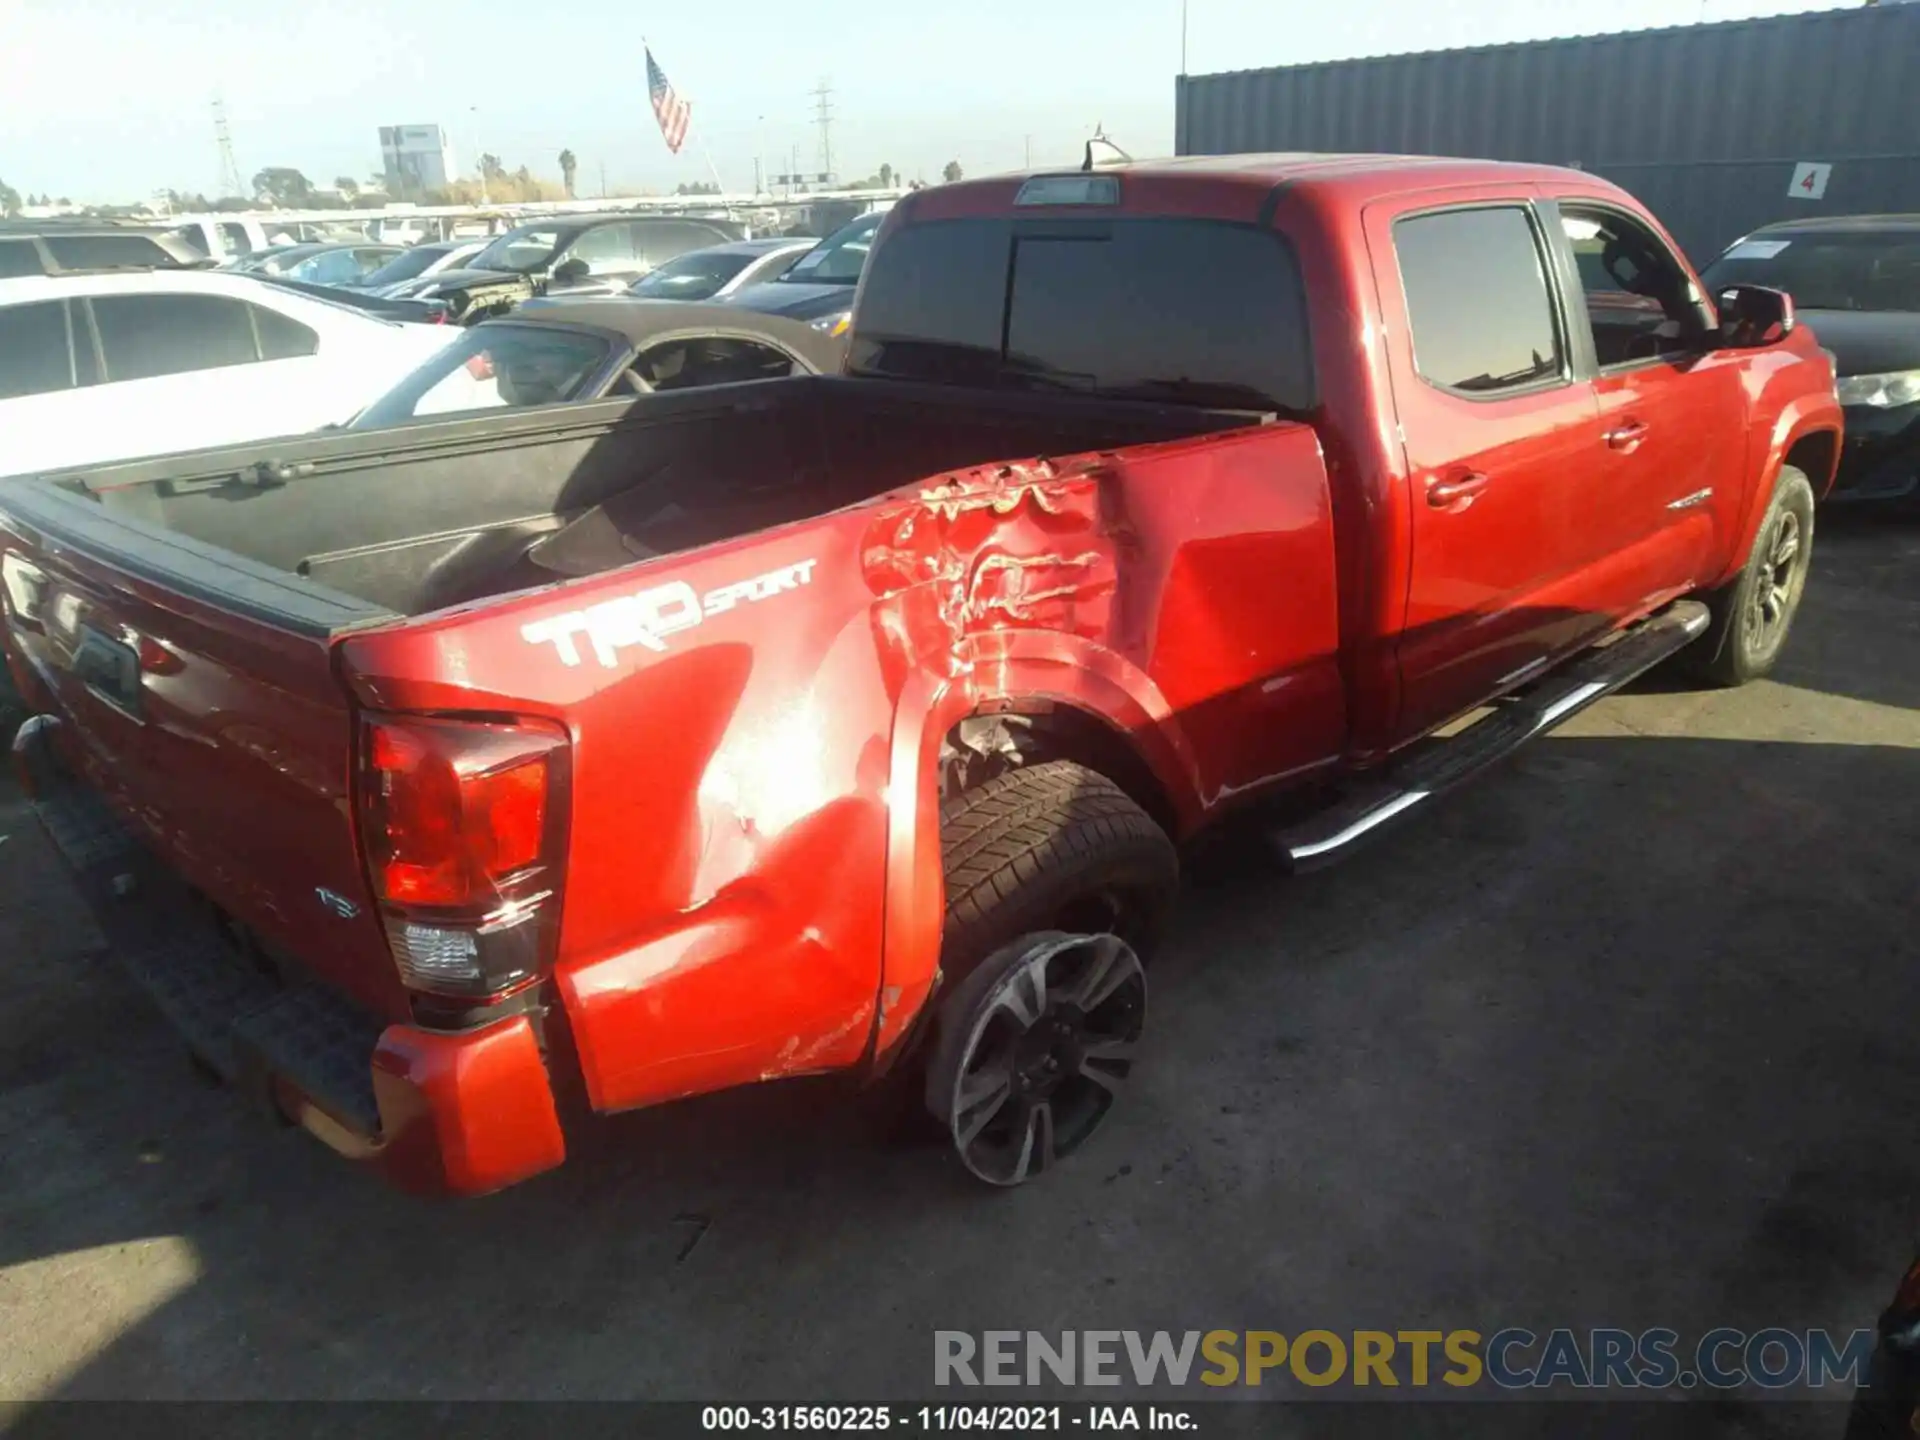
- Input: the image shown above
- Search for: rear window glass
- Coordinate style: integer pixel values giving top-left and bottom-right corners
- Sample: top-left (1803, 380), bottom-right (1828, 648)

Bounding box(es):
top-left (351, 324), bottom-right (611, 428)
top-left (1701, 232), bottom-right (1920, 313)
top-left (850, 218), bottom-right (1315, 413)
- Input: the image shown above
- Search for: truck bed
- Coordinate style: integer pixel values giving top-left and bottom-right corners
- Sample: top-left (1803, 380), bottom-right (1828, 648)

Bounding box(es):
top-left (3, 378), bottom-right (1265, 624)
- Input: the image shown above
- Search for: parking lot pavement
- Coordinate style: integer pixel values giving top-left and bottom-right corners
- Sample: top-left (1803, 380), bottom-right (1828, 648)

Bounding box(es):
top-left (0, 516), bottom-right (1915, 1417)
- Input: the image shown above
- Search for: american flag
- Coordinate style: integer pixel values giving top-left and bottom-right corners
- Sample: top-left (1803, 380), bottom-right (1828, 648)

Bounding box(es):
top-left (647, 48), bottom-right (692, 155)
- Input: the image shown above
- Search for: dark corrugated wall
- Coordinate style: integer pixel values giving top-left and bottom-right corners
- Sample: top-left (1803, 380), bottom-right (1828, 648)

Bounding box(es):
top-left (1176, 5), bottom-right (1920, 262)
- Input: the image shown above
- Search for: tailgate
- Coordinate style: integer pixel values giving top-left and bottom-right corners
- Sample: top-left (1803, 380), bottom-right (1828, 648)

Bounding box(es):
top-left (0, 477), bottom-right (410, 1023)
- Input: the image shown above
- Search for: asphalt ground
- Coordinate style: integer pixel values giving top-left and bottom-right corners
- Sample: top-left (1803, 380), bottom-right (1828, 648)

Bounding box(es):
top-left (0, 512), bottom-right (1916, 1437)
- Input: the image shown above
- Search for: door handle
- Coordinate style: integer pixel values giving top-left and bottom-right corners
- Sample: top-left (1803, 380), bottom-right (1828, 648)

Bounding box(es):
top-left (1605, 421), bottom-right (1650, 452)
top-left (1427, 472), bottom-right (1490, 508)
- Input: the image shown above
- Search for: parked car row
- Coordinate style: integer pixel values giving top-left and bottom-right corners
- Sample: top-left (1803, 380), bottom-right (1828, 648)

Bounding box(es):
top-left (9, 193), bottom-right (1908, 510)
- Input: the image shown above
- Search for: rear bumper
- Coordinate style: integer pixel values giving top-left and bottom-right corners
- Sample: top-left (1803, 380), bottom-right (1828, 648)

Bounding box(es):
top-left (12, 715), bottom-right (567, 1197)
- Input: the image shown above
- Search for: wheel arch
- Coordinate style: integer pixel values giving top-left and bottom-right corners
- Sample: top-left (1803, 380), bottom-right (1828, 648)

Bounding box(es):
top-left (872, 657), bottom-right (1197, 1068)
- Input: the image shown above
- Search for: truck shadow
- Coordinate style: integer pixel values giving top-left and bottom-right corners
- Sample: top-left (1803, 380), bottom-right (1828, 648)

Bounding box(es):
top-left (4, 720), bottom-right (1916, 1409)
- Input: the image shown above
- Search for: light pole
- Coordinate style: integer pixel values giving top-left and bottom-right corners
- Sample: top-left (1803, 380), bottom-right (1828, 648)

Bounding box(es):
top-left (1181, 0), bottom-right (1189, 75)
top-left (470, 106), bottom-right (489, 204)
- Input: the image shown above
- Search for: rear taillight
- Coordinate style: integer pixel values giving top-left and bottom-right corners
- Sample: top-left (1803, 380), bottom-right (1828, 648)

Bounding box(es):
top-left (357, 714), bottom-right (569, 999)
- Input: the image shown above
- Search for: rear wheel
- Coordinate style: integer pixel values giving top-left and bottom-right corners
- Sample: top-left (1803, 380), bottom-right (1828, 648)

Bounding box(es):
top-left (926, 931), bottom-right (1147, 1186)
top-left (918, 760), bottom-right (1178, 1186)
top-left (1695, 465), bottom-right (1816, 687)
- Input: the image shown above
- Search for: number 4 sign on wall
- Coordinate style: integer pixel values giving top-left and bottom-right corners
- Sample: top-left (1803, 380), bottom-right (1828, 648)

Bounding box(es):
top-left (1788, 162), bottom-right (1832, 200)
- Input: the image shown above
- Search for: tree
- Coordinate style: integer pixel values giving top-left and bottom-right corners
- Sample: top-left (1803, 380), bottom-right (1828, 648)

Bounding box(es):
top-left (0, 179), bottom-right (20, 217)
top-left (941, 160), bottom-right (964, 184)
top-left (252, 167), bottom-right (315, 207)
top-left (675, 181), bottom-right (721, 196)
top-left (335, 176), bottom-right (360, 201)
top-left (56, 196), bottom-right (71, 207)
top-left (479, 154), bottom-right (507, 184)
top-left (559, 148), bottom-right (578, 199)
top-left (879, 163), bottom-right (894, 188)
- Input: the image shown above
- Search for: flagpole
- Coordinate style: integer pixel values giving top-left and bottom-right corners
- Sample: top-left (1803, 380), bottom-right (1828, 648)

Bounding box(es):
top-left (698, 139), bottom-right (730, 205)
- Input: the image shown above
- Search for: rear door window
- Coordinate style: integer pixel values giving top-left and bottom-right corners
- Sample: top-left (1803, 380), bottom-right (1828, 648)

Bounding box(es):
top-left (0, 300), bottom-right (77, 399)
top-left (1394, 207), bottom-right (1564, 395)
top-left (90, 294), bottom-right (261, 381)
top-left (851, 217), bottom-right (1315, 413)
top-left (0, 240), bottom-right (42, 279)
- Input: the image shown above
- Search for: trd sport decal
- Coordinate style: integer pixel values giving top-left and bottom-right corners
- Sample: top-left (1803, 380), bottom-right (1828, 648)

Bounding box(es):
top-left (521, 558), bottom-right (818, 668)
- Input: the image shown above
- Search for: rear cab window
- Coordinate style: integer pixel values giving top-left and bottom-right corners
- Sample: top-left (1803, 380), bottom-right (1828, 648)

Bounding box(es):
top-left (850, 215), bottom-right (1315, 414)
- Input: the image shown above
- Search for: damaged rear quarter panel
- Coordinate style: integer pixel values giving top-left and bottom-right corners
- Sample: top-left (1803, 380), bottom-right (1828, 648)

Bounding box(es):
top-left (339, 418), bottom-right (1341, 1109)
top-left (861, 420), bottom-right (1344, 1056)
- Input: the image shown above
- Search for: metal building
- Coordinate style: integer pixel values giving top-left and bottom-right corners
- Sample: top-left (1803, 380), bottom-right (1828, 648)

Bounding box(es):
top-left (1176, 4), bottom-right (1920, 262)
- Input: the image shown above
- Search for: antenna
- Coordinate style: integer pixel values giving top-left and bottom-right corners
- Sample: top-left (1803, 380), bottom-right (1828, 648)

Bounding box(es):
top-left (812, 78), bottom-right (835, 184)
top-left (213, 96), bottom-right (246, 199)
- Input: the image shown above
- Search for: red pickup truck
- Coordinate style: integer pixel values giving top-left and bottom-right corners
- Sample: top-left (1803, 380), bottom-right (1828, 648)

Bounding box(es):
top-left (1, 155), bottom-right (1841, 1196)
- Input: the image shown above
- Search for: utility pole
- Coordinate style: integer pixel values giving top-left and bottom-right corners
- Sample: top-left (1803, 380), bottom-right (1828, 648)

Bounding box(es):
top-left (213, 96), bottom-right (245, 199)
top-left (470, 106), bottom-right (489, 204)
top-left (1025, 135), bottom-right (1033, 168)
top-left (812, 79), bottom-right (835, 184)
top-left (599, 160), bottom-right (608, 198)
top-left (1181, 0), bottom-right (1189, 75)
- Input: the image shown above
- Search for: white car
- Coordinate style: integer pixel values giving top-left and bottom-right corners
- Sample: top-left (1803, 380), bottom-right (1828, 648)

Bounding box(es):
top-left (0, 269), bottom-right (462, 477)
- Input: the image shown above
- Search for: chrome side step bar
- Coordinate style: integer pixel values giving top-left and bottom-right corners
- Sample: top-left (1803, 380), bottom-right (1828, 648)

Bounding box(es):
top-left (1274, 600), bottom-right (1712, 873)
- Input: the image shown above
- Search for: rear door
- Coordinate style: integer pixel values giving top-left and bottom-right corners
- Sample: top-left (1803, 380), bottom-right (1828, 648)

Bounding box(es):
top-left (84, 291), bottom-right (336, 451)
top-left (1544, 201), bottom-right (1745, 606)
top-left (1369, 193), bottom-right (1606, 742)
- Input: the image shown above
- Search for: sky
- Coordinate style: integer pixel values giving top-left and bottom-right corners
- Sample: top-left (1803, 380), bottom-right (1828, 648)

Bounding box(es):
top-left (0, 0), bottom-right (1858, 204)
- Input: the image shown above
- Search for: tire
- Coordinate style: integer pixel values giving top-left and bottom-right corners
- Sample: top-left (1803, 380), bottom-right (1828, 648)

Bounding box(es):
top-left (1694, 465), bottom-right (1816, 687)
top-left (914, 761), bottom-right (1179, 1185)
top-left (938, 760), bottom-right (1179, 980)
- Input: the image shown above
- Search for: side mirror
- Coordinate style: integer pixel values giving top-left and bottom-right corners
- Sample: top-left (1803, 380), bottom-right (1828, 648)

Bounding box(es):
top-left (551, 257), bottom-right (590, 285)
top-left (1717, 284), bottom-right (1796, 348)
